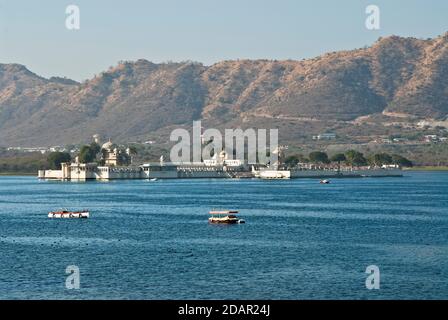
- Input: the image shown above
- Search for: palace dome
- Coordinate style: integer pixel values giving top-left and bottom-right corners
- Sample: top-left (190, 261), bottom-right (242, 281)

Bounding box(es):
top-left (102, 140), bottom-right (117, 150)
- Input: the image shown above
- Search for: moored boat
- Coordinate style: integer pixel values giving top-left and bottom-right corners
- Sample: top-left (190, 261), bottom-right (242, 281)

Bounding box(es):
top-left (209, 210), bottom-right (245, 224)
top-left (48, 210), bottom-right (90, 219)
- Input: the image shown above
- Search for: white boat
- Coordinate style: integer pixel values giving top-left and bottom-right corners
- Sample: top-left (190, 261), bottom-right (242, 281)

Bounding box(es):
top-left (320, 179), bottom-right (331, 184)
top-left (209, 210), bottom-right (245, 224)
top-left (48, 210), bottom-right (90, 219)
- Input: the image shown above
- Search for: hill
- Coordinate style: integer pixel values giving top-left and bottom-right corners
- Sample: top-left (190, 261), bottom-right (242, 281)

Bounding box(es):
top-left (0, 33), bottom-right (447, 147)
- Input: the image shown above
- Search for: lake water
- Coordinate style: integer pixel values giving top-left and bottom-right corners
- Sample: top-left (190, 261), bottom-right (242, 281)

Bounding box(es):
top-left (0, 172), bottom-right (447, 300)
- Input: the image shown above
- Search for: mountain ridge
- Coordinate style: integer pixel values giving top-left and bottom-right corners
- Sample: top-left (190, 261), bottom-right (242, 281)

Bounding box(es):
top-left (1, 33), bottom-right (447, 147)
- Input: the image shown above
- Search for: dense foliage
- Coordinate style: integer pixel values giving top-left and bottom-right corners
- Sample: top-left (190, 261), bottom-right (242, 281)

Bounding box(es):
top-left (47, 152), bottom-right (71, 170)
top-left (284, 150), bottom-right (413, 168)
top-left (78, 143), bottom-right (101, 163)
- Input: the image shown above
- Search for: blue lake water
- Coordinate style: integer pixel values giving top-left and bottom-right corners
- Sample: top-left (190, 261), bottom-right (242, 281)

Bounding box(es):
top-left (0, 172), bottom-right (447, 300)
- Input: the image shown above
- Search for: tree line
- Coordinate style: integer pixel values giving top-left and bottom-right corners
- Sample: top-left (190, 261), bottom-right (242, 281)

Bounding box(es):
top-left (0, 145), bottom-right (413, 174)
top-left (284, 150), bottom-right (413, 168)
top-left (47, 148), bottom-right (412, 170)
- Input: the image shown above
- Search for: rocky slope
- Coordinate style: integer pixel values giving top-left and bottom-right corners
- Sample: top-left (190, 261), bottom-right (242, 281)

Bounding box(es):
top-left (0, 33), bottom-right (447, 146)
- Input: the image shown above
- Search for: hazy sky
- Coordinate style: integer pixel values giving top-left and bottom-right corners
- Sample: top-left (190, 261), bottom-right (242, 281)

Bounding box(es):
top-left (1, 0), bottom-right (447, 81)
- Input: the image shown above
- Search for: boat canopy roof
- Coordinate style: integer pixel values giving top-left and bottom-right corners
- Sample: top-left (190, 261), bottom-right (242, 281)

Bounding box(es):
top-left (209, 210), bottom-right (239, 215)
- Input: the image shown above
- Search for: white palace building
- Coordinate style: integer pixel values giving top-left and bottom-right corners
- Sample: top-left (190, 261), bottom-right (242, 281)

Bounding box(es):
top-left (38, 139), bottom-right (401, 181)
top-left (38, 143), bottom-right (247, 180)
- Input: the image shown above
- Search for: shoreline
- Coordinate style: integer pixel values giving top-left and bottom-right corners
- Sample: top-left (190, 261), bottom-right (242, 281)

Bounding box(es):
top-left (2, 168), bottom-right (448, 178)
top-left (404, 166), bottom-right (448, 171)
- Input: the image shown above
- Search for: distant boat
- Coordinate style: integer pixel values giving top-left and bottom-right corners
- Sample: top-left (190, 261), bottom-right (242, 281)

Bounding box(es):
top-left (149, 178), bottom-right (158, 181)
top-left (209, 210), bottom-right (245, 224)
top-left (320, 179), bottom-right (331, 184)
top-left (48, 210), bottom-right (89, 219)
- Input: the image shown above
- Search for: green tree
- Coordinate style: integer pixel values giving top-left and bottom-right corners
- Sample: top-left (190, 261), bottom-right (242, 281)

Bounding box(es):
top-left (47, 152), bottom-right (71, 170)
top-left (391, 154), bottom-right (413, 167)
top-left (330, 153), bottom-right (346, 163)
top-left (309, 151), bottom-right (330, 164)
top-left (78, 145), bottom-right (97, 163)
top-left (285, 155), bottom-right (300, 167)
top-left (345, 150), bottom-right (367, 166)
top-left (369, 153), bottom-right (393, 166)
top-left (90, 142), bottom-right (101, 155)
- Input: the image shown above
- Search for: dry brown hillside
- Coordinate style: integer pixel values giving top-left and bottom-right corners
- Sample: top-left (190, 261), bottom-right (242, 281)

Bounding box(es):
top-left (0, 33), bottom-right (447, 147)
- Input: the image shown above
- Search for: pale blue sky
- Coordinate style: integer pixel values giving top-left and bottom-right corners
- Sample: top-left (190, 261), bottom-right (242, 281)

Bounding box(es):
top-left (1, 0), bottom-right (447, 81)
